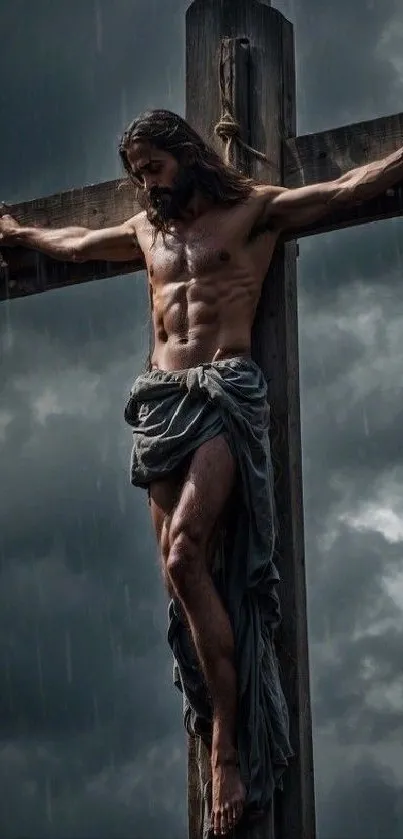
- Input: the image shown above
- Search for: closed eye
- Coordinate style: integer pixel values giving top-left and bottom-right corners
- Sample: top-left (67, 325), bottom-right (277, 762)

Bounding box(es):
top-left (148, 162), bottom-right (162, 173)
top-left (132, 162), bottom-right (162, 185)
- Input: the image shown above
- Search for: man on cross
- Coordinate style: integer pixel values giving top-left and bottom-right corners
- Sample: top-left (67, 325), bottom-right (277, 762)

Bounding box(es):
top-left (1, 109), bottom-right (402, 836)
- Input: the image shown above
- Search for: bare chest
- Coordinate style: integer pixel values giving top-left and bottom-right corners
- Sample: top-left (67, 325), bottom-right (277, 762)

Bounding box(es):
top-left (140, 223), bottom-right (238, 285)
top-left (135, 201), bottom-right (279, 295)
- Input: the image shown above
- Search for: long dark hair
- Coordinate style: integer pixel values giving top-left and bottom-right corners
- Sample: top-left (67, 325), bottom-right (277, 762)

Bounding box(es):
top-left (118, 109), bottom-right (256, 234)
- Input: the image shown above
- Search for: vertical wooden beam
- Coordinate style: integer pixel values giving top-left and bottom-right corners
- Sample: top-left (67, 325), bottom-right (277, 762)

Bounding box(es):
top-left (187, 733), bottom-right (203, 839)
top-left (185, 2), bottom-right (316, 838)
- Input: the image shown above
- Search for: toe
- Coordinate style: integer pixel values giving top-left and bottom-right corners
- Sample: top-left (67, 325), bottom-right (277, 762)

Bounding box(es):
top-left (214, 807), bottom-right (222, 836)
top-left (226, 803), bottom-right (235, 832)
top-left (221, 804), bottom-right (230, 834)
top-left (234, 799), bottom-right (244, 826)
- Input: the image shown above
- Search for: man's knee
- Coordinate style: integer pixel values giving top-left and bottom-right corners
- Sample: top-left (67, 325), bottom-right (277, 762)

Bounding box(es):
top-left (166, 519), bottom-right (205, 585)
top-left (160, 517), bottom-right (171, 562)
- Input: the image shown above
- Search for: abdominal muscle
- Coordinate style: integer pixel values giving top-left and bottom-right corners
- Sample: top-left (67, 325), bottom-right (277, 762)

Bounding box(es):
top-left (150, 276), bottom-right (258, 372)
top-left (151, 328), bottom-right (251, 371)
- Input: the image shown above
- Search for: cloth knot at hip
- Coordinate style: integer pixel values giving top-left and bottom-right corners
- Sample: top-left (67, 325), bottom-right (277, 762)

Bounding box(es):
top-left (180, 367), bottom-right (205, 399)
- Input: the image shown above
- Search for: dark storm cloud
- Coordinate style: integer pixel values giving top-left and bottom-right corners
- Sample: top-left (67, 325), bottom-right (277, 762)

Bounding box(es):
top-left (0, 320), bottom-right (185, 837)
top-left (296, 260), bottom-right (403, 536)
top-left (0, 734), bottom-right (186, 839)
top-left (0, 0), bottom-right (186, 200)
top-left (2, 1), bottom-right (403, 837)
top-left (1, 3), bottom-right (189, 832)
top-left (309, 524), bottom-right (403, 727)
top-left (282, 0), bottom-right (402, 132)
top-left (298, 217), bottom-right (403, 302)
top-left (318, 757), bottom-right (403, 839)
top-left (0, 271), bottom-right (151, 374)
top-left (281, 2), bottom-right (403, 829)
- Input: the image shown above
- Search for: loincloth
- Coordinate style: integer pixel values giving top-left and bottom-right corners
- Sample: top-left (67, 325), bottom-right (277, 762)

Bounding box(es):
top-left (124, 356), bottom-right (293, 813)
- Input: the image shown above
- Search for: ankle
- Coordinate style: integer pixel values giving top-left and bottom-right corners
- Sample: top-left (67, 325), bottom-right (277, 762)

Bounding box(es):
top-left (211, 742), bottom-right (238, 768)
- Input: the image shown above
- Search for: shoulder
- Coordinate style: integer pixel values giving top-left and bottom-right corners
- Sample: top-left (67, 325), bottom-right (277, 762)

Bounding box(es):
top-left (251, 183), bottom-right (288, 205)
top-left (246, 184), bottom-right (289, 233)
top-left (125, 210), bottom-right (147, 234)
top-left (122, 211), bottom-right (149, 250)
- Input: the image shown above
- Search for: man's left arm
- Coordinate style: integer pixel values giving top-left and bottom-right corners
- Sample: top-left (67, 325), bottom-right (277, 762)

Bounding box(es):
top-left (262, 145), bottom-right (403, 232)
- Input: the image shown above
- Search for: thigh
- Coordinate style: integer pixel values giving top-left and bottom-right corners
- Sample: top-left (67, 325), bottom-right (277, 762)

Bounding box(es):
top-left (149, 476), bottom-right (180, 548)
top-left (148, 455), bottom-right (192, 547)
top-left (170, 434), bottom-right (236, 548)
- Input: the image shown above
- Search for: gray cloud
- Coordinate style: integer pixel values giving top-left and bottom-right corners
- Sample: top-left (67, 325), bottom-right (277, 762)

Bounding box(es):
top-left (318, 756), bottom-right (403, 839)
top-left (1, 0), bottom-right (403, 837)
top-left (279, 0), bottom-right (402, 132)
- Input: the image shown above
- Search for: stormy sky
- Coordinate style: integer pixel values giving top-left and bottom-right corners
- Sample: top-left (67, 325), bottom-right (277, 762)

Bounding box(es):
top-left (1, 0), bottom-right (403, 837)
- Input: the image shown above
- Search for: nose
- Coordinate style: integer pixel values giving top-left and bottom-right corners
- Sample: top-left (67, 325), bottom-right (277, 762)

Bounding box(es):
top-left (143, 175), bottom-right (159, 191)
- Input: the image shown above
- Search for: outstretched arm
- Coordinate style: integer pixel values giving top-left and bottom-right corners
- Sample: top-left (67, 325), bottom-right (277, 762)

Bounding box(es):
top-left (259, 145), bottom-right (403, 233)
top-left (0, 209), bottom-right (145, 264)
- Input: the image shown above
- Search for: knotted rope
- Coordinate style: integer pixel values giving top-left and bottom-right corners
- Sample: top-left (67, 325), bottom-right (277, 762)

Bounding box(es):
top-left (213, 40), bottom-right (277, 170)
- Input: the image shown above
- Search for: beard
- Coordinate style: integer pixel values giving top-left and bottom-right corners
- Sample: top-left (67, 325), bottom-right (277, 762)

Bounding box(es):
top-left (140, 165), bottom-right (198, 231)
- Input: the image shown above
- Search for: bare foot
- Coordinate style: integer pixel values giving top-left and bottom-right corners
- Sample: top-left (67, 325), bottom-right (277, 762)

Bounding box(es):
top-left (210, 755), bottom-right (246, 835)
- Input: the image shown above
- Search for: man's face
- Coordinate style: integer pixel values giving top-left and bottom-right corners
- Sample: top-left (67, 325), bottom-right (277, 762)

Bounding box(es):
top-left (126, 141), bottom-right (196, 223)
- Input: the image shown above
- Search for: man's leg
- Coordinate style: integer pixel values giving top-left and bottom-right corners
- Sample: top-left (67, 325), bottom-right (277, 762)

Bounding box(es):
top-left (148, 459), bottom-right (189, 595)
top-left (158, 435), bottom-right (244, 837)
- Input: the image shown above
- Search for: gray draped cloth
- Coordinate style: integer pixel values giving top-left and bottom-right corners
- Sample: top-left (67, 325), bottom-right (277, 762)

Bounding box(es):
top-left (123, 356), bottom-right (293, 814)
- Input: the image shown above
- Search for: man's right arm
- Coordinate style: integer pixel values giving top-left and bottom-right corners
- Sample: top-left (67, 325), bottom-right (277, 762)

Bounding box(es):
top-left (0, 211), bottom-right (145, 264)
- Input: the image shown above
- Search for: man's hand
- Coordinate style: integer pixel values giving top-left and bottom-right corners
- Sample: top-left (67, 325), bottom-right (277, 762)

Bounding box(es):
top-left (0, 206), bottom-right (20, 246)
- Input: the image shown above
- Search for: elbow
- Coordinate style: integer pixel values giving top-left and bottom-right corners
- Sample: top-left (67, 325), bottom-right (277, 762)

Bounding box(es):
top-left (68, 243), bottom-right (87, 263)
top-left (335, 170), bottom-right (375, 206)
top-left (331, 180), bottom-right (357, 207)
top-left (50, 242), bottom-right (85, 262)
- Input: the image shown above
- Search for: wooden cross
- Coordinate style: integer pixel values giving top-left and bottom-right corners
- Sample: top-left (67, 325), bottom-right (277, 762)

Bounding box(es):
top-left (2, 1), bottom-right (403, 837)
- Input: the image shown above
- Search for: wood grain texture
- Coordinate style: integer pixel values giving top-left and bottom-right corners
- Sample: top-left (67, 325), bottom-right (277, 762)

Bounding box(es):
top-left (246, 9), bottom-right (315, 839)
top-left (188, 735), bottom-right (203, 839)
top-left (283, 111), bottom-right (403, 238)
top-left (3, 105), bottom-right (403, 298)
top-left (186, 2), bottom-right (315, 838)
top-left (282, 187), bottom-right (403, 240)
top-left (0, 254), bottom-right (144, 301)
top-left (285, 111), bottom-right (403, 186)
top-left (0, 179), bottom-right (144, 300)
top-left (2, 178), bottom-right (140, 228)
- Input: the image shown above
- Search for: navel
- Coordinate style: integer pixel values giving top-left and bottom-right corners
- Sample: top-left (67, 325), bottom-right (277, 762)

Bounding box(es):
top-left (149, 264), bottom-right (154, 277)
top-left (219, 250), bottom-right (231, 262)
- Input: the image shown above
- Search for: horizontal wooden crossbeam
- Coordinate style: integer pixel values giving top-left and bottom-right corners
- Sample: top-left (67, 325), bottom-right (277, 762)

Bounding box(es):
top-left (0, 180), bottom-right (144, 301)
top-left (284, 110), bottom-right (403, 238)
top-left (1, 111), bottom-right (403, 300)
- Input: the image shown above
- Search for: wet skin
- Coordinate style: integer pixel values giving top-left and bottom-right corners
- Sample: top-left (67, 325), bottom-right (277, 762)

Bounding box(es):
top-left (126, 142), bottom-right (281, 372)
top-left (125, 143), bottom-right (284, 834)
top-left (1, 137), bottom-right (379, 834)
top-left (0, 146), bottom-right (281, 834)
